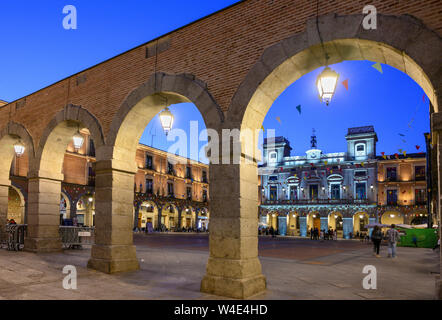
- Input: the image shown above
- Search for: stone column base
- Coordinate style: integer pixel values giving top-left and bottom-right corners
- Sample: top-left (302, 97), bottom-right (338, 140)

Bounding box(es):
top-left (24, 237), bottom-right (62, 253)
top-left (201, 274), bottom-right (266, 299)
top-left (87, 244), bottom-right (140, 274)
top-left (436, 275), bottom-right (441, 300)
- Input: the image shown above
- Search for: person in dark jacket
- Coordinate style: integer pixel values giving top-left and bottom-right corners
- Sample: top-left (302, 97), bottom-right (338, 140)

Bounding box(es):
top-left (371, 225), bottom-right (383, 258)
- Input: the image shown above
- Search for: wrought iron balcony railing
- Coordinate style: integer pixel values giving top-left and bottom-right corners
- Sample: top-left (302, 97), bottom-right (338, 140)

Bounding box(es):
top-left (261, 199), bottom-right (371, 205)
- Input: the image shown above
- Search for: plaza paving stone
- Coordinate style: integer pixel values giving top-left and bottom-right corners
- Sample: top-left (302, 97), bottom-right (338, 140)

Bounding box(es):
top-left (0, 233), bottom-right (439, 300)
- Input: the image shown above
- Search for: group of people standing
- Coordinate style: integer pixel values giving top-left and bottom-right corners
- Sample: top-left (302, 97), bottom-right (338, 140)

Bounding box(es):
top-left (371, 224), bottom-right (400, 258)
top-left (309, 227), bottom-right (337, 241)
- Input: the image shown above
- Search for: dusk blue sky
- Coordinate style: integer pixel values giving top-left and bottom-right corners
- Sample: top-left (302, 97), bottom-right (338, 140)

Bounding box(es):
top-left (0, 1), bottom-right (429, 164)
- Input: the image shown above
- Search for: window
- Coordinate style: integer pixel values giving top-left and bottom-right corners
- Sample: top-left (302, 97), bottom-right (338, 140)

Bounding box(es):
top-left (415, 189), bottom-right (426, 205)
top-left (309, 185), bottom-right (318, 200)
top-left (269, 186), bottom-right (277, 200)
top-left (354, 170), bottom-right (367, 177)
top-left (167, 182), bottom-right (174, 197)
top-left (145, 178), bottom-right (153, 194)
top-left (202, 189), bottom-right (208, 202)
top-left (202, 170), bottom-right (208, 183)
top-left (355, 183), bottom-right (366, 200)
top-left (145, 154), bottom-right (153, 169)
top-left (269, 151), bottom-right (277, 163)
top-left (386, 167), bottom-right (397, 181)
top-left (186, 187), bottom-right (192, 200)
top-left (387, 190), bottom-right (398, 205)
top-left (415, 166), bottom-right (426, 181)
top-left (268, 176), bottom-right (278, 181)
top-left (167, 162), bottom-right (175, 175)
top-left (185, 167), bottom-right (192, 179)
top-left (89, 138), bottom-right (96, 157)
top-left (331, 184), bottom-right (340, 200)
top-left (289, 186), bottom-right (298, 200)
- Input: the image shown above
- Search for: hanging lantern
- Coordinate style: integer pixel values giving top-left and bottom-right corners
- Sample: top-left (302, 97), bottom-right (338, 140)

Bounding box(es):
top-left (159, 107), bottom-right (174, 135)
top-left (14, 141), bottom-right (25, 157)
top-left (72, 131), bottom-right (84, 150)
top-left (316, 66), bottom-right (339, 106)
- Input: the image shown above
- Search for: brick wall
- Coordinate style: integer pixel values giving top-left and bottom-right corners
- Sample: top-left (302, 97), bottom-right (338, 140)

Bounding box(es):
top-left (0, 0), bottom-right (440, 148)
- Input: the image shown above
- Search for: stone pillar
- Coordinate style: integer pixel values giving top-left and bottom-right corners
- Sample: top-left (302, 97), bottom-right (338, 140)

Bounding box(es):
top-left (157, 207), bottom-right (162, 230)
top-left (277, 215), bottom-right (287, 236)
top-left (320, 217), bottom-right (328, 232)
top-left (299, 216), bottom-right (307, 237)
top-left (343, 217), bottom-right (353, 239)
top-left (133, 203), bottom-right (140, 230)
top-left (24, 177), bottom-right (62, 252)
top-left (200, 161), bottom-right (266, 299)
top-left (195, 210), bottom-right (200, 230)
top-left (70, 200), bottom-right (77, 222)
top-left (177, 207), bottom-right (182, 229)
top-left (0, 184), bottom-right (9, 243)
top-left (87, 161), bottom-right (139, 273)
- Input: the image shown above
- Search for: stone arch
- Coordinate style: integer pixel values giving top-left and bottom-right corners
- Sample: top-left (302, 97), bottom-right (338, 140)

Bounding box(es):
top-left (209, 13), bottom-right (442, 298)
top-left (381, 210), bottom-right (404, 226)
top-left (328, 211), bottom-right (343, 234)
top-left (139, 200), bottom-right (158, 230)
top-left (8, 185), bottom-right (26, 224)
top-left (31, 104), bottom-right (105, 180)
top-left (228, 13), bottom-right (441, 131)
top-left (0, 122), bottom-right (35, 185)
top-left (353, 211), bottom-right (370, 234)
top-left (106, 72), bottom-right (224, 173)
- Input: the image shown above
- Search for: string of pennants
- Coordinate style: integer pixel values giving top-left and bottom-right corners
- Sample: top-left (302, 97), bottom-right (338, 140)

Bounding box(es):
top-left (260, 61), bottom-right (431, 157)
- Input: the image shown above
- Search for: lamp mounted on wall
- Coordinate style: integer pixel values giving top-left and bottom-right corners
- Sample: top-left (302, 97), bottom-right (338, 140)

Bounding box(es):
top-left (14, 140), bottom-right (25, 157)
top-left (72, 124), bottom-right (84, 150)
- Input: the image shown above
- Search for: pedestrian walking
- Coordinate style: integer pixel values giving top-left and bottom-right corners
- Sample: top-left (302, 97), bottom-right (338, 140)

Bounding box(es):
top-left (386, 224), bottom-right (401, 258)
top-left (333, 229), bottom-right (337, 240)
top-left (412, 234), bottom-right (418, 247)
top-left (310, 228), bottom-right (314, 240)
top-left (371, 226), bottom-right (382, 258)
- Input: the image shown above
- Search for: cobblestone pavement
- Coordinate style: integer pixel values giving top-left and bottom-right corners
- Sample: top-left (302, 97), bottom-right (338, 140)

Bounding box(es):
top-left (0, 233), bottom-right (439, 300)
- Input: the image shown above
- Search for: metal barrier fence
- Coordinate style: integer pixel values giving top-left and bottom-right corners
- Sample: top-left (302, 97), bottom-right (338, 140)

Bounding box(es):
top-left (0, 225), bottom-right (95, 251)
top-left (59, 226), bottom-right (95, 249)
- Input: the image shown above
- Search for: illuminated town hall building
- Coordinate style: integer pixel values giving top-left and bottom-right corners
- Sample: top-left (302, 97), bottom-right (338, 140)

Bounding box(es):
top-left (259, 126), bottom-right (429, 238)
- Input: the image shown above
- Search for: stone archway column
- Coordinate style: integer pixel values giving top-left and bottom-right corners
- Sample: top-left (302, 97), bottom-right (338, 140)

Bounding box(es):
top-left (24, 176), bottom-right (62, 252)
top-left (431, 112), bottom-right (442, 299)
top-left (87, 160), bottom-right (139, 273)
top-left (133, 203), bottom-right (140, 230)
top-left (0, 183), bottom-right (9, 243)
top-left (201, 158), bottom-right (266, 299)
top-left (177, 207), bottom-right (182, 229)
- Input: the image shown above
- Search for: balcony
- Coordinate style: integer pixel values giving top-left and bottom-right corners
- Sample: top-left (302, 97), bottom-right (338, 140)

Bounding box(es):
top-left (262, 199), bottom-right (371, 206)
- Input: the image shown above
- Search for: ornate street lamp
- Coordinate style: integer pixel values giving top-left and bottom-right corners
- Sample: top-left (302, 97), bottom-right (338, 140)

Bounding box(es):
top-left (316, 66), bottom-right (339, 106)
top-left (159, 106), bottom-right (174, 135)
top-left (14, 141), bottom-right (25, 157)
top-left (72, 131), bottom-right (84, 150)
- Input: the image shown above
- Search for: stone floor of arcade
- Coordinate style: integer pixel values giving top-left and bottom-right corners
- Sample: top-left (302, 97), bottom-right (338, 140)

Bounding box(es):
top-left (0, 234), bottom-right (438, 300)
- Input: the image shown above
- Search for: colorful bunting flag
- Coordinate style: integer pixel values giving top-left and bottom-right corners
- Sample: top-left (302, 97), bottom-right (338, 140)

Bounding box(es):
top-left (361, 162), bottom-right (365, 167)
top-left (399, 133), bottom-right (405, 137)
top-left (402, 151), bottom-right (407, 157)
top-left (342, 79), bottom-right (349, 90)
top-left (372, 62), bottom-right (383, 74)
top-left (415, 145), bottom-right (420, 150)
top-left (276, 116), bottom-right (281, 123)
top-left (261, 124), bottom-right (264, 132)
top-left (296, 105), bottom-right (301, 114)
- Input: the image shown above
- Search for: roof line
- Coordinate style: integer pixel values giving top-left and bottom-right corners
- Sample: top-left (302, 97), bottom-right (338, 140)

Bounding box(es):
top-left (0, 0), bottom-right (245, 108)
